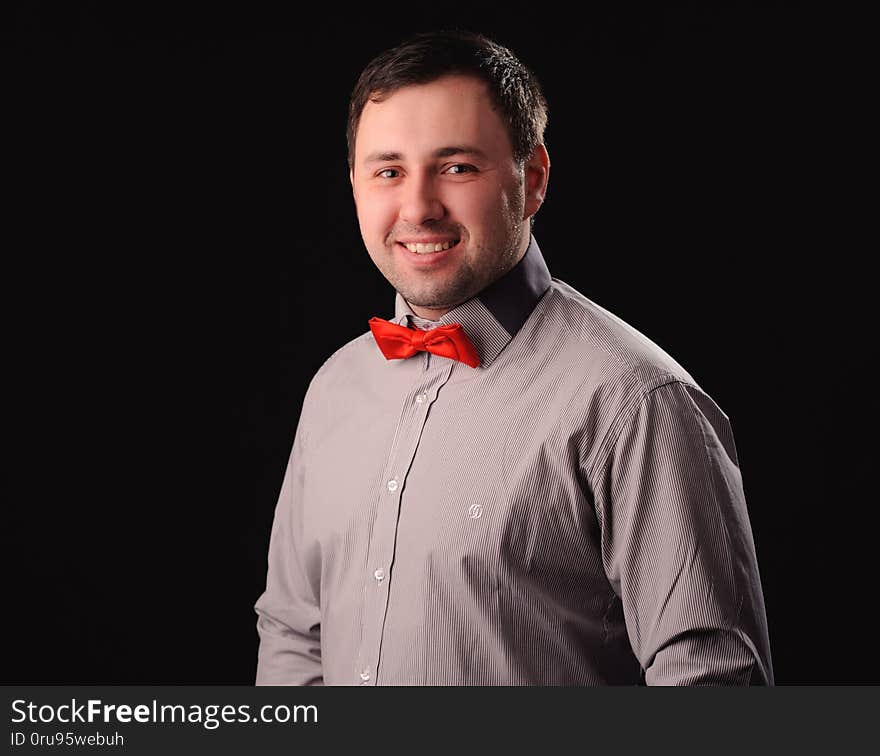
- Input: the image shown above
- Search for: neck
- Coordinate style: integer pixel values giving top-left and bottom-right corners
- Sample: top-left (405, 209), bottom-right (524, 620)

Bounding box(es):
top-left (408, 303), bottom-right (451, 320)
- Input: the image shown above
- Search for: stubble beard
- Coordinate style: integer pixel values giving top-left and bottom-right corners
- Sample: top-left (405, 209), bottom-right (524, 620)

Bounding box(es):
top-left (393, 203), bottom-right (526, 311)
top-left (391, 233), bottom-right (522, 312)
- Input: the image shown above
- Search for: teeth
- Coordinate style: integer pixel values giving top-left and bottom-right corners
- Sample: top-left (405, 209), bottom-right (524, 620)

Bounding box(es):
top-left (403, 241), bottom-right (457, 254)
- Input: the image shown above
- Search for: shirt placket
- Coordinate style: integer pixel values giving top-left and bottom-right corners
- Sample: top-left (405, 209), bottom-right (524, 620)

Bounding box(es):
top-left (355, 353), bottom-right (454, 685)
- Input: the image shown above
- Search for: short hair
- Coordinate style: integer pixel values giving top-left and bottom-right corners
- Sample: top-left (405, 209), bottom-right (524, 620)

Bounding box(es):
top-left (346, 29), bottom-right (549, 173)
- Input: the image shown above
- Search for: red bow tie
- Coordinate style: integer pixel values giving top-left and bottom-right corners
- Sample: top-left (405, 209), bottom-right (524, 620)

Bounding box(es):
top-left (368, 317), bottom-right (480, 368)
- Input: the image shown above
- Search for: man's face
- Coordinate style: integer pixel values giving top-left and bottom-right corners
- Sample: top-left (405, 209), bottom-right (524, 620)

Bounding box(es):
top-left (350, 74), bottom-right (544, 318)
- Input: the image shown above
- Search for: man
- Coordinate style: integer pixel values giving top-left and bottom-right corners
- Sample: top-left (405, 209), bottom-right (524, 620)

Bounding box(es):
top-left (254, 29), bottom-right (774, 685)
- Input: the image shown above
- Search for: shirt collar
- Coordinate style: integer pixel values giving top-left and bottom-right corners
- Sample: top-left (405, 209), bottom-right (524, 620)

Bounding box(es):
top-left (392, 233), bottom-right (552, 368)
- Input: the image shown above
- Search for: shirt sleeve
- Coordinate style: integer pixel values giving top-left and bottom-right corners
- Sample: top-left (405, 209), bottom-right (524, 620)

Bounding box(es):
top-left (254, 417), bottom-right (324, 685)
top-left (592, 379), bottom-right (774, 685)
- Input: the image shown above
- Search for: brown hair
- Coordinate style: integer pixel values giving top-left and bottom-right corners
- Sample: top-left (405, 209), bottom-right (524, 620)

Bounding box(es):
top-left (346, 29), bottom-right (549, 173)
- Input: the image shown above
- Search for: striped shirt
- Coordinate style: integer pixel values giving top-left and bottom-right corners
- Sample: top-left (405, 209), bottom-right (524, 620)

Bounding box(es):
top-left (254, 234), bottom-right (774, 686)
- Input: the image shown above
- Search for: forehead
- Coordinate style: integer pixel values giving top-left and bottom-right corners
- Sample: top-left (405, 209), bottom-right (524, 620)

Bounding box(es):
top-left (355, 75), bottom-right (512, 163)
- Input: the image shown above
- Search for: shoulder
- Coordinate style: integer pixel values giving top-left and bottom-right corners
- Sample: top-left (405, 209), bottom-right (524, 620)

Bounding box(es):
top-left (532, 279), bottom-right (728, 473)
top-left (294, 328), bottom-right (377, 429)
top-left (290, 327), bottom-right (378, 446)
top-left (303, 328), bottom-right (376, 399)
top-left (538, 277), bottom-right (700, 394)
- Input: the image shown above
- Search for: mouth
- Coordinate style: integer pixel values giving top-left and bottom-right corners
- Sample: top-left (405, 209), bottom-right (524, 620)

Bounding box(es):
top-left (394, 238), bottom-right (461, 267)
top-left (395, 239), bottom-right (461, 255)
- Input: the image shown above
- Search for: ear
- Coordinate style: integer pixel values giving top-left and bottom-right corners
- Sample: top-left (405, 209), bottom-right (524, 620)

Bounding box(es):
top-left (349, 168), bottom-right (357, 202)
top-left (523, 144), bottom-right (550, 221)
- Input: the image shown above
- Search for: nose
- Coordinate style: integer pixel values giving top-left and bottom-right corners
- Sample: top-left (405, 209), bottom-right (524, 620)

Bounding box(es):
top-left (398, 172), bottom-right (445, 225)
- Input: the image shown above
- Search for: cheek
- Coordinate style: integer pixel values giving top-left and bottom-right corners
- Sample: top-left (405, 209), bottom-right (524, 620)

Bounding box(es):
top-left (356, 190), bottom-right (396, 232)
top-left (474, 187), bottom-right (520, 231)
top-left (451, 182), bottom-right (510, 223)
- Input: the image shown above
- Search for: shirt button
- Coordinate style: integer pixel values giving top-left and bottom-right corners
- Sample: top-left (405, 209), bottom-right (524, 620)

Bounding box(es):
top-left (374, 568), bottom-right (385, 581)
top-left (387, 479), bottom-right (398, 492)
top-left (360, 669), bottom-right (371, 681)
top-left (415, 393), bottom-right (427, 404)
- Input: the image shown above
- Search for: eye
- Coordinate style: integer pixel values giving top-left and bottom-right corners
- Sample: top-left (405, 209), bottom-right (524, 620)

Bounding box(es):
top-left (446, 164), bottom-right (476, 175)
top-left (377, 168), bottom-right (400, 179)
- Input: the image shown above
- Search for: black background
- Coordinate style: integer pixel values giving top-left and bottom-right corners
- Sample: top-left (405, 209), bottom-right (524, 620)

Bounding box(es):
top-left (5, 2), bottom-right (873, 684)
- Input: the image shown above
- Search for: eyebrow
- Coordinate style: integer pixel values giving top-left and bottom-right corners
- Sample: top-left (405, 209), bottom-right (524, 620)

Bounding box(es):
top-left (363, 145), bottom-right (490, 165)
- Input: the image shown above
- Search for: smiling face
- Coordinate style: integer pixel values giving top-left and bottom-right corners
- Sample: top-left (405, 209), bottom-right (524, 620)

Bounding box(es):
top-left (350, 74), bottom-right (549, 319)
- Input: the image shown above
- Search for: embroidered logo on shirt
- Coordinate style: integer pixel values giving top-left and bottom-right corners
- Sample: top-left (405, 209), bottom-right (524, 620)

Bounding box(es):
top-left (468, 503), bottom-right (483, 519)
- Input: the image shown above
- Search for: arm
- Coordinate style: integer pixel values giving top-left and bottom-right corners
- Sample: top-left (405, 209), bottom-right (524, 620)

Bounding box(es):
top-left (254, 420), bottom-right (323, 685)
top-left (593, 379), bottom-right (773, 685)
